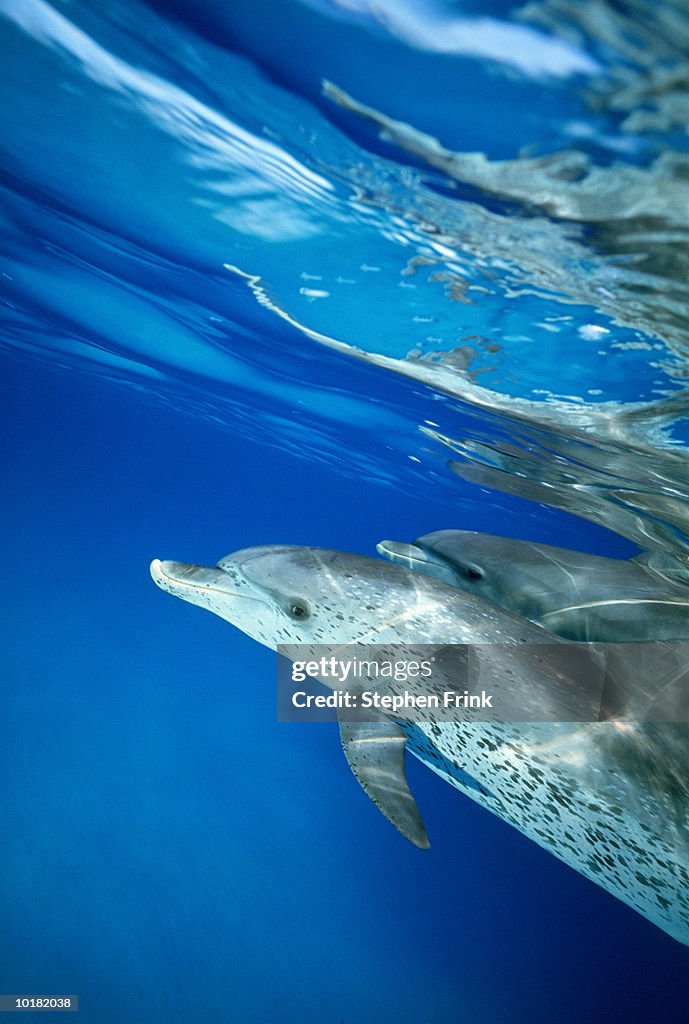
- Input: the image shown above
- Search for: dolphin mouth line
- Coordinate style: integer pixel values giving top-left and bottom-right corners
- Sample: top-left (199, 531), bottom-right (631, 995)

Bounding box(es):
top-left (151, 559), bottom-right (269, 606)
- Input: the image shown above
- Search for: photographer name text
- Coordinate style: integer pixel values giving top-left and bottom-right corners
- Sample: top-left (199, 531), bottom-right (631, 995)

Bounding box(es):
top-left (291, 689), bottom-right (493, 711)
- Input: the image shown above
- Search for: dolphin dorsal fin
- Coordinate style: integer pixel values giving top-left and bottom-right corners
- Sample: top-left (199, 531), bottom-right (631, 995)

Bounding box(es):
top-left (338, 714), bottom-right (430, 849)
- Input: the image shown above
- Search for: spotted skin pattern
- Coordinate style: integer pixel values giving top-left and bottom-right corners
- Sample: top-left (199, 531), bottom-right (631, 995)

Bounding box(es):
top-left (150, 546), bottom-right (689, 946)
top-left (408, 721), bottom-right (689, 945)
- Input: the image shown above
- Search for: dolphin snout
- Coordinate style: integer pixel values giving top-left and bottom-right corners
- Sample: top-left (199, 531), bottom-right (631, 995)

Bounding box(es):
top-left (150, 559), bottom-right (228, 589)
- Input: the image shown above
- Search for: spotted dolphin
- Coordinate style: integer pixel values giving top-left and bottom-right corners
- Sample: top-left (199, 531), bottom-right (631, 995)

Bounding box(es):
top-left (151, 545), bottom-right (689, 944)
top-left (377, 531), bottom-right (689, 642)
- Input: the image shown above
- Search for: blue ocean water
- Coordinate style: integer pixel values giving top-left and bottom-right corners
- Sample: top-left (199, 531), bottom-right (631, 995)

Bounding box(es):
top-left (2, 1), bottom-right (689, 1021)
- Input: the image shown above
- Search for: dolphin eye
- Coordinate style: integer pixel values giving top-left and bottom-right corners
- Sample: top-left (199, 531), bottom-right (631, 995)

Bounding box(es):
top-left (288, 601), bottom-right (309, 620)
top-left (466, 565), bottom-right (484, 582)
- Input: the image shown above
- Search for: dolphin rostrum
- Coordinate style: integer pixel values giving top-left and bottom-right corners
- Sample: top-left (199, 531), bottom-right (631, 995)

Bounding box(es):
top-left (150, 546), bottom-right (689, 946)
top-left (377, 530), bottom-right (689, 642)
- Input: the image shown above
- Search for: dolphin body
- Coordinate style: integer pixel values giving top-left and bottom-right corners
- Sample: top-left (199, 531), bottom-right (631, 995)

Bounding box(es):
top-left (150, 546), bottom-right (689, 946)
top-left (377, 531), bottom-right (689, 642)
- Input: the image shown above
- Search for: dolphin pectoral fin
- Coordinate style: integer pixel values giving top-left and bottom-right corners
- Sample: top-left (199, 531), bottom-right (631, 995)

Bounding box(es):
top-left (337, 715), bottom-right (430, 849)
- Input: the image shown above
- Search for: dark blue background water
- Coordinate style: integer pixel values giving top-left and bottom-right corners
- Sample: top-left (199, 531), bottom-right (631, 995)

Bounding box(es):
top-left (4, 353), bottom-right (689, 1023)
top-left (3, 0), bottom-right (689, 1021)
